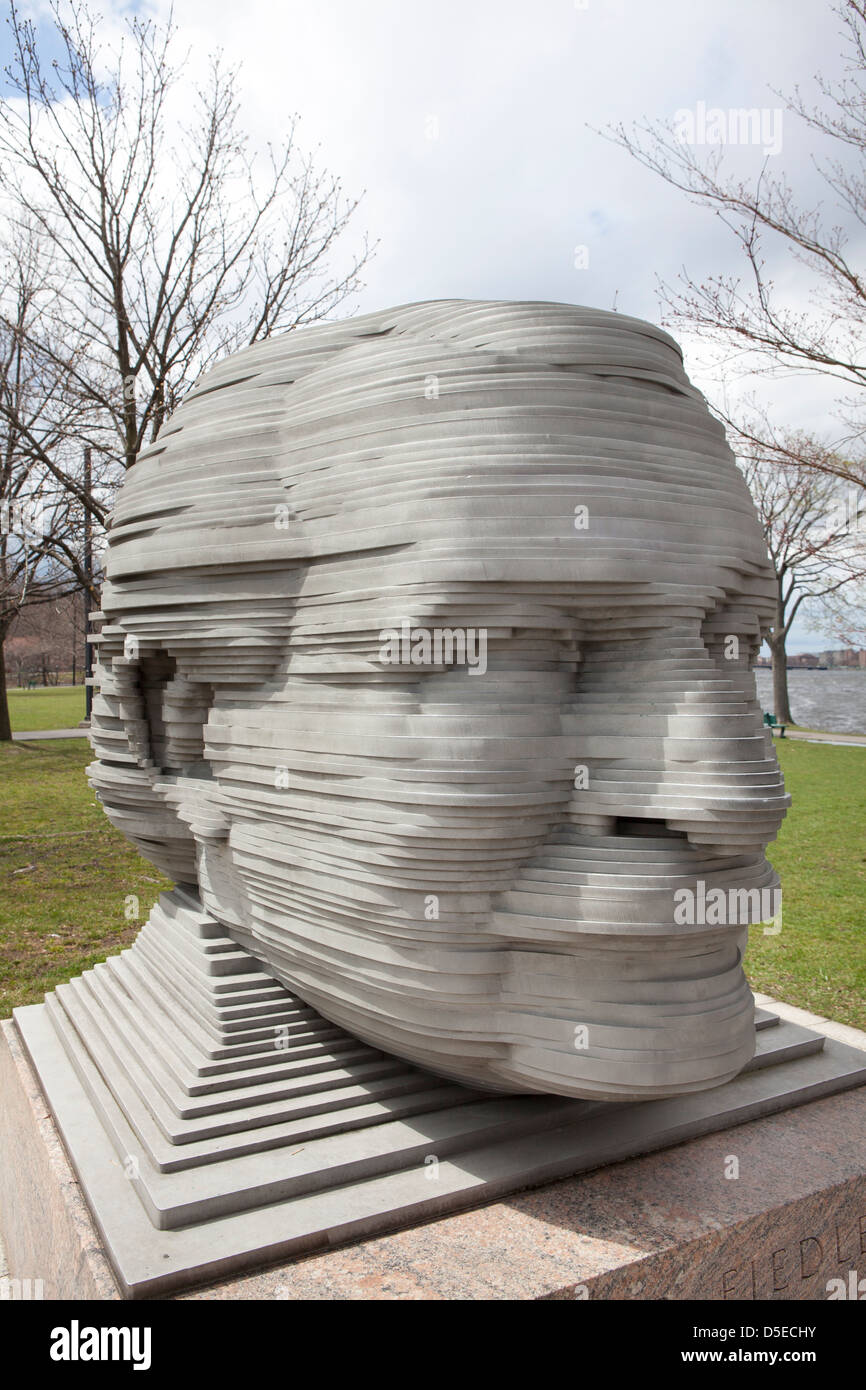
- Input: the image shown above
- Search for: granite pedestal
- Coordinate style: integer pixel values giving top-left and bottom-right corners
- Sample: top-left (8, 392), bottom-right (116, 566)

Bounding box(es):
top-left (2, 907), bottom-right (865, 1299)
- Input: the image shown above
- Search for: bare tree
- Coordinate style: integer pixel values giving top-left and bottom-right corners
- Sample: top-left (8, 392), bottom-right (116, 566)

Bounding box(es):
top-left (0, 0), bottom-right (371, 725)
top-left (801, 581), bottom-right (866, 647)
top-left (602, 0), bottom-right (866, 688)
top-left (6, 589), bottom-right (85, 688)
top-left (604, 0), bottom-right (866, 439)
top-left (0, 235), bottom-right (89, 740)
top-left (734, 427), bottom-right (866, 723)
top-left (716, 398), bottom-right (866, 493)
top-left (0, 0), bottom-right (372, 471)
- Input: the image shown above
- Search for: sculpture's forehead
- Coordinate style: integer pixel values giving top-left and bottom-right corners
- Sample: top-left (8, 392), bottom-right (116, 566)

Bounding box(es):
top-left (104, 300), bottom-right (769, 609)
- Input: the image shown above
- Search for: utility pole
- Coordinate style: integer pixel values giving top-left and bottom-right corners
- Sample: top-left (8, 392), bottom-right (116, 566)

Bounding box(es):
top-left (84, 446), bottom-right (93, 721)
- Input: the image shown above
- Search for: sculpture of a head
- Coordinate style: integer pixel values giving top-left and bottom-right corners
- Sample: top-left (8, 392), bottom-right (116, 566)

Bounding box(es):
top-left (89, 300), bottom-right (788, 1100)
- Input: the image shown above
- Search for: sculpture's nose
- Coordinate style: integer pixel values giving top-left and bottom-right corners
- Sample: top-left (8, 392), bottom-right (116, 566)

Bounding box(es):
top-left (562, 627), bottom-right (789, 857)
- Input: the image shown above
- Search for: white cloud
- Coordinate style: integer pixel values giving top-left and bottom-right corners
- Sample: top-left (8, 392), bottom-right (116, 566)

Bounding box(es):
top-left (10, 0), bottom-right (862, 452)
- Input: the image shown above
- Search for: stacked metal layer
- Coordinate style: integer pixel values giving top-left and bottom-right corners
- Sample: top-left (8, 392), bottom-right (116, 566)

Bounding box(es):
top-left (88, 300), bottom-right (789, 1100)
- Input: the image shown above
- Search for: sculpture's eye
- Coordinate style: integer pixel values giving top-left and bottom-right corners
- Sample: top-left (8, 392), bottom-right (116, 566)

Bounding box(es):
top-left (137, 652), bottom-right (176, 769)
top-left (137, 654), bottom-right (213, 777)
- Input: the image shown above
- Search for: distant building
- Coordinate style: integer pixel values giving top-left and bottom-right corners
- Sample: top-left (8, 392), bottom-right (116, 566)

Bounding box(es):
top-left (816, 649), bottom-right (866, 668)
top-left (753, 648), bottom-right (866, 669)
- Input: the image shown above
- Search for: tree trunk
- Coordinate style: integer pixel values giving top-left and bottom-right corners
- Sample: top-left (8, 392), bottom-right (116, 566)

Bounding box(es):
top-left (0, 628), bottom-right (13, 742)
top-left (771, 650), bottom-right (793, 725)
top-left (767, 632), bottom-right (794, 724)
top-left (764, 579), bottom-right (794, 725)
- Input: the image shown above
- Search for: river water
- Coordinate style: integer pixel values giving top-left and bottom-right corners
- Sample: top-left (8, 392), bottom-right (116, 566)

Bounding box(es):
top-left (753, 668), bottom-right (866, 735)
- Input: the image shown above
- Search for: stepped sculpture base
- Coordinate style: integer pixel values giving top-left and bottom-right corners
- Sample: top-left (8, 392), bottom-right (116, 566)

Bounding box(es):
top-left (5, 889), bottom-right (866, 1298)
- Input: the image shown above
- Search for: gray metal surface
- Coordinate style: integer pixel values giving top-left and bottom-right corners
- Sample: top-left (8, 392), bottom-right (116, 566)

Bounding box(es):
top-left (14, 889), bottom-right (866, 1298)
top-left (83, 301), bottom-right (790, 1098)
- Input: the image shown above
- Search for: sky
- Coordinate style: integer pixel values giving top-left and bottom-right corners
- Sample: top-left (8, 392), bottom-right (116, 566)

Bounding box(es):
top-left (3, 0), bottom-right (862, 651)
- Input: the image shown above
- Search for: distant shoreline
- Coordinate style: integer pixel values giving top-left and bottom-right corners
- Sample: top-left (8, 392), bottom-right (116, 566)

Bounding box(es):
top-left (753, 665), bottom-right (866, 672)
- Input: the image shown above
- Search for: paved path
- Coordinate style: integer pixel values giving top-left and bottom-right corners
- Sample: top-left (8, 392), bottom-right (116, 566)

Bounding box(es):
top-left (752, 993), bottom-right (866, 1053)
top-left (783, 728), bottom-right (866, 747)
top-left (12, 728), bottom-right (90, 741)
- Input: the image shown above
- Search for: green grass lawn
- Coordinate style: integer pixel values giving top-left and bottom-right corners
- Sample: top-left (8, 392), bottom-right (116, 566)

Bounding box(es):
top-left (0, 739), bottom-right (170, 1016)
top-left (7, 684), bottom-right (87, 731)
top-left (0, 734), bottom-right (864, 1027)
top-left (747, 739), bottom-right (866, 1028)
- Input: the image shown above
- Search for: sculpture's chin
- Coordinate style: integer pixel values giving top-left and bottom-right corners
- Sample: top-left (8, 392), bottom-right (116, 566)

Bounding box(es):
top-left (169, 894), bottom-right (757, 1103)
top-left (171, 837), bottom-right (765, 1103)
top-left (86, 744), bottom-right (769, 1102)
